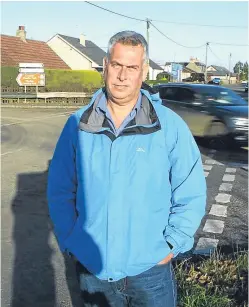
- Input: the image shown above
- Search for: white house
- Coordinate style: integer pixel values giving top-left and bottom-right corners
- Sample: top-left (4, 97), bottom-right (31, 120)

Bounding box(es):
top-left (149, 60), bottom-right (163, 80)
top-left (47, 33), bottom-right (106, 71)
top-left (47, 33), bottom-right (163, 79)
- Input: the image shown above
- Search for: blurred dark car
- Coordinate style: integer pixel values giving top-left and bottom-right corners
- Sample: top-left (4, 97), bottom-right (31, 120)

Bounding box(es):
top-left (208, 77), bottom-right (221, 85)
top-left (157, 83), bottom-right (248, 148)
top-left (245, 82), bottom-right (248, 93)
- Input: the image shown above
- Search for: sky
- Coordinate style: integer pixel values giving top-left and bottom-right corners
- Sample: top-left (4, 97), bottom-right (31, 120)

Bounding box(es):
top-left (1, 1), bottom-right (248, 70)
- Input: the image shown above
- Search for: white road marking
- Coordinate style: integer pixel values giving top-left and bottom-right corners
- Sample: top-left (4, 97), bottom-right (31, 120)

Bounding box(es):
top-left (205, 159), bottom-right (216, 165)
top-left (215, 161), bottom-right (224, 166)
top-left (204, 171), bottom-right (209, 177)
top-left (222, 174), bottom-right (235, 182)
top-left (203, 165), bottom-right (213, 171)
top-left (205, 159), bottom-right (224, 166)
top-left (203, 219), bottom-right (225, 234)
top-left (219, 183), bottom-right (233, 192)
top-left (225, 168), bottom-right (236, 173)
top-left (215, 193), bottom-right (231, 203)
top-left (1, 148), bottom-right (23, 156)
top-left (1, 112), bottom-right (72, 127)
top-left (194, 237), bottom-right (219, 254)
top-left (209, 204), bottom-right (228, 217)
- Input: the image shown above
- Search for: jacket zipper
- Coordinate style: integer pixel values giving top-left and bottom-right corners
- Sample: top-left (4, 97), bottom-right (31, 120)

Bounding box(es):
top-left (106, 140), bottom-right (113, 279)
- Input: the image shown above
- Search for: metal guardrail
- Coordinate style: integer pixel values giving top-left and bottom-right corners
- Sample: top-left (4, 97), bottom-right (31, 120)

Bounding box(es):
top-left (1, 92), bottom-right (92, 105)
top-left (1, 92), bottom-right (91, 98)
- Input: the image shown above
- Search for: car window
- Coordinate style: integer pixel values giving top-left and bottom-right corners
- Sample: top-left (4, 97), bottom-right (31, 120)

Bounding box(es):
top-left (196, 87), bottom-right (247, 105)
top-left (176, 88), bottom-right (195, 103)
top-left (159, 87), bottom-right (178, 100)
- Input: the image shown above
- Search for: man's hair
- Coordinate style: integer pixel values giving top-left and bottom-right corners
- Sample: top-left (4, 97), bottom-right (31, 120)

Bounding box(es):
top-left (107, 31), bottom-right (149, 64)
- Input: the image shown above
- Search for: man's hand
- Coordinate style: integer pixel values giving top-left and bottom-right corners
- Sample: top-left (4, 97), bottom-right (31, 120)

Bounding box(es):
top-left (157, 253), bottom-right (174, 265)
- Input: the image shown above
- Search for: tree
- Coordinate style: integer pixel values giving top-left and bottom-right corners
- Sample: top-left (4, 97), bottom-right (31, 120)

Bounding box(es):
top-left (233, 61), bottom-right (248, 81)
top-left (233, 61), bottom-right (243, 73)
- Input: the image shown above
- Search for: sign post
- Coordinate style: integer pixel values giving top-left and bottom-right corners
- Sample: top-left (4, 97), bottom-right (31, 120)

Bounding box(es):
top-left (16, 63), bottom-right (45, 103)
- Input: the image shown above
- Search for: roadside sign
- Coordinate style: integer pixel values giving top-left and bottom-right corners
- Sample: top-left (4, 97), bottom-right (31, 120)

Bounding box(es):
top-left (19, 68), bottom-right (44, 73)
top-left (19, 63), bottom-right (44, 68)
top-left (16, 73), bottom-right (45, 86)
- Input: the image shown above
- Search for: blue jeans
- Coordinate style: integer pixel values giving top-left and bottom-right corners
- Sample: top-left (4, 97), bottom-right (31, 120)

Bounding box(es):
top-left (75, 261), bottom-right (177, 307)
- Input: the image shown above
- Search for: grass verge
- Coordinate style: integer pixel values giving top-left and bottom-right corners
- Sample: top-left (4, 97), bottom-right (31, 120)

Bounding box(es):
top-left (174, 250), bottom-right (248, 307)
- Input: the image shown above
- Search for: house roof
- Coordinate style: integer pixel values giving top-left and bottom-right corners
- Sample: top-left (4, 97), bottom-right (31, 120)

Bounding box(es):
top-left (149, 59), bottom-right (163, 70)
top-left (209, 65), bottom-right (230, 74)
top-left (1, 35), bottom-right (70, 69)
top-left (58, 34), bottom-right (107, 67)
top-left (194, 62), bottom-right (206, 67)
top-left (58, 34), bottom-right (163, 71)
top-left (182, 66), bottom-right (197, 73)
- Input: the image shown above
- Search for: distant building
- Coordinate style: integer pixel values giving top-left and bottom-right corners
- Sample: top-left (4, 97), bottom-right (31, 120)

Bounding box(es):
top-left (207, 65), bottom-right (237, 84)
top-left (47, 33), bottom-right (107, 72)
top-left (160, 58), bottom-right (206, 81)
top-left (148, 60), bottom-right (163, 80)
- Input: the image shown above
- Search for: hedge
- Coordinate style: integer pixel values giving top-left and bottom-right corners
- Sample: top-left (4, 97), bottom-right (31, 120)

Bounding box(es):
top-left (1, 66), bottom-right (19, 87)
top-left (1, 66), bottom-right (104, 92)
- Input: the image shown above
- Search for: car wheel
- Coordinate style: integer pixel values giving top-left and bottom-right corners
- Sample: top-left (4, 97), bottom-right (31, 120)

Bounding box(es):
top-left (205, 121), bottom-right (230, 150)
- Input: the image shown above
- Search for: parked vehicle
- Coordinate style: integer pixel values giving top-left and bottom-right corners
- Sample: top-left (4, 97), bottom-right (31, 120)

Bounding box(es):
top-left (245, 82), bottom-right (248, 93)
top-left (208, 77), bottom-right (221, 85)
top-left (182, 73), bottom-right (205, 83)
top-left (157, 83), bottom-right (248, 148)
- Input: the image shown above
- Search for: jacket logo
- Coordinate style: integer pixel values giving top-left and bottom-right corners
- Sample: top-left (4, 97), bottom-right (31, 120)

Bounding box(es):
top-left (136, 147), bottom-right (146, 153)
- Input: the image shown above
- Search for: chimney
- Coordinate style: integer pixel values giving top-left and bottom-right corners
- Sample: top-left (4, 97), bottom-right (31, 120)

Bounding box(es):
top-left (16, 26), bottom-right (27, 42)
top-left (80, 33), bottom-right (86, 46)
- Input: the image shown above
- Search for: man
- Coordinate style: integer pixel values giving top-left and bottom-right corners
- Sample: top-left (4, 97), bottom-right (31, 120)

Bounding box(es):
top-left (47, 31), bottom-right (206, 307)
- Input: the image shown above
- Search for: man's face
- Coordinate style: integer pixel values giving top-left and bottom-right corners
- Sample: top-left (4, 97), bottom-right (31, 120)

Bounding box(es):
top-left (104, 42), bottom-right (148, 105)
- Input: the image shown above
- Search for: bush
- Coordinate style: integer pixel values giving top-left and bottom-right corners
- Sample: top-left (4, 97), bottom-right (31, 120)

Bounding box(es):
top-left (156, 72), bottom-right (170, 81)
top-left (1, 66), bottom-right (104, 92)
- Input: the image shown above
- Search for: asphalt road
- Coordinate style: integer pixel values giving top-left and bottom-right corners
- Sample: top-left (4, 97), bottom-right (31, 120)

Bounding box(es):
top-left (1, 106), bottom-right (248, 306)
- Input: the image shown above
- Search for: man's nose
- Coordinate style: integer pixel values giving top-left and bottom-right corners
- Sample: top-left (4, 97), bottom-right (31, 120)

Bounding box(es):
top-left (118, 67), bottom-right (127, 81)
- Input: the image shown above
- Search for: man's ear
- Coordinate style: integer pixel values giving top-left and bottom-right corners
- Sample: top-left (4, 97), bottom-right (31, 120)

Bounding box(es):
top-left (103, 57), bottom-right (108, 74)
top-left (142, 62), bottom-right (149, 81)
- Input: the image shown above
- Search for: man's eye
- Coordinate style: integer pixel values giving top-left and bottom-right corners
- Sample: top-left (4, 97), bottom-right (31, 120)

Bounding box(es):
top-left (128, 67), bottom-right (137, 71)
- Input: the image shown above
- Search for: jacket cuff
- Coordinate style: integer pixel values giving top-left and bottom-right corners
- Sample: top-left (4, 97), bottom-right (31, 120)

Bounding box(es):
top-left (165, 235), bottom-right (182, 257)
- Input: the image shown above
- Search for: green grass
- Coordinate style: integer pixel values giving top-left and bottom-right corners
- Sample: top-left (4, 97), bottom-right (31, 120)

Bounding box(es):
top-left (174, 250), bottom-right (248, 307)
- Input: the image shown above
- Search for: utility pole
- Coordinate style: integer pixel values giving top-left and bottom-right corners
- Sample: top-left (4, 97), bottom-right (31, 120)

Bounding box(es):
top-left (238, 63), bottom-right (240, 83)
top-left (146, 19), bottom-right (150, 80)
top-left (228, 53), bottom-right (232, 84)
top-left (204, 42), bottom-right (209, 84)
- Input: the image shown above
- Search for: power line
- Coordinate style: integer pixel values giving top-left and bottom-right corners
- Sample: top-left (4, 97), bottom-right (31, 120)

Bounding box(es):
top-left (210, 41), bottom-right (249, 47)
top-left (208, 46), bottom-right (224, 63)
top-left (84, 1), bottom-right (248, 48)
top-left (85, 1), bottom-right (246, 29)
top-left (150, 22), bottom-right (205, 49)
top-left (85, 1), bottom-right (145, 22)
top-left (149, 19), bottom-right (247, 29)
